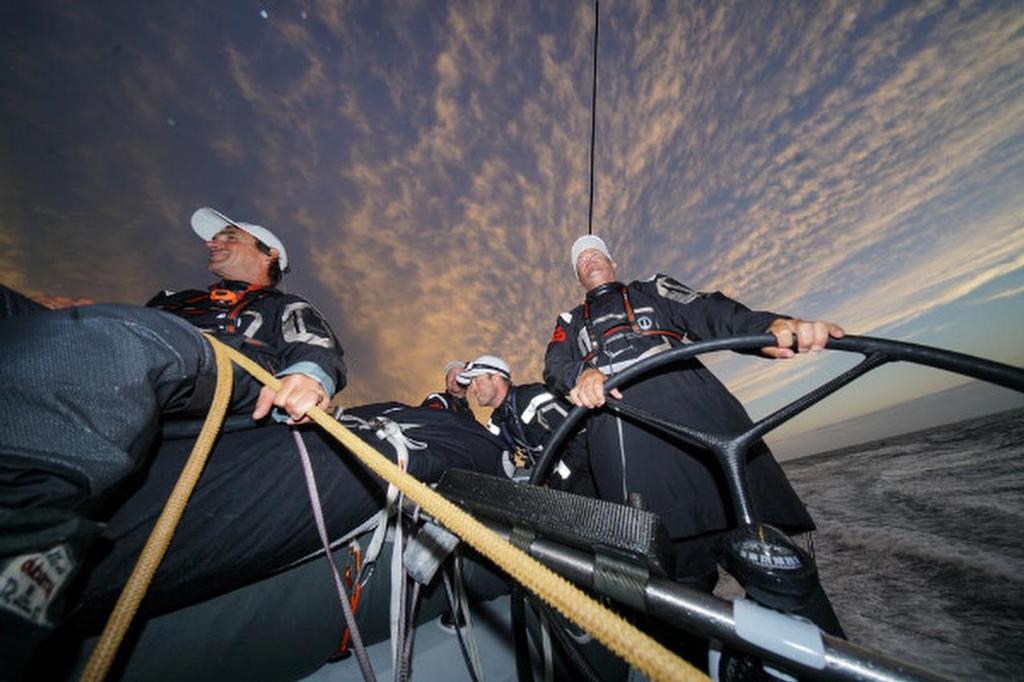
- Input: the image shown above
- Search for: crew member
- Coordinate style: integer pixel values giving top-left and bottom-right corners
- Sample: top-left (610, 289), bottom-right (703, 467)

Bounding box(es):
top-left (421, 360), bottom-right (474, 420)
top-left (0, 208), bottom-right (347, 676)
top-left (459, 354), bottom-right (590, 492)
top-left (544, 235), bottom-right (843, 634)
top-left (147, 207), bottom-right (346, 421)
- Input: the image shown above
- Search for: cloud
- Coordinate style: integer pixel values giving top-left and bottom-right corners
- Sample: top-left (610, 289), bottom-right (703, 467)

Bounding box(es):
top-left (719, 226), bottom-right (1023, 408)
top-left (568, 1), bottom-right (1024, 411)
top-left (3, 0), bottom-right (1022, 422)
top-left (972, 283), bottom-right (1024, 305)
top-left (0, 221), bottom-right (32, 295)
top-left (293, 3), bottom-right (599, 403)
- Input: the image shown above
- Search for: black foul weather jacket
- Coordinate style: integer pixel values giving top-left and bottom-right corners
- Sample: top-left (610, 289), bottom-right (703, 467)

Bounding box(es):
top-left (543, 276), bottom-right (813, 539)
top-left (421, 390), bottom-right (475, 420)
top-left (147, 279), bottom-right (347, 396)
top-left (487, 382), bottom-right (590, 491)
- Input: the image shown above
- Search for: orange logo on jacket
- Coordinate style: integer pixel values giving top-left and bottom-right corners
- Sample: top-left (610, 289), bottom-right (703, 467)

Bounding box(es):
top-left (550, 325), bottom-right (567, 344)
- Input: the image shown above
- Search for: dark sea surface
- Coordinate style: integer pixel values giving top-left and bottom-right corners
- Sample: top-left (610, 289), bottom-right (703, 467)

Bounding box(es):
top-left (780, 408), bottom-right (1024, 681)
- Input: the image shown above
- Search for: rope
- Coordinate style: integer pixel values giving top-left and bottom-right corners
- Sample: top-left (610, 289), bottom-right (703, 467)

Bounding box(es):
top-left (79, 333), bottom-right (234, 681)
top-left (587, 0), bottom-right (600, 236)
top-left (209, 337), bottom-right (708, 682)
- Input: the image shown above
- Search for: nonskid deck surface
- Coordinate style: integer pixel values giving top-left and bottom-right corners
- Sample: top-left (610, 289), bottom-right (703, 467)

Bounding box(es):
top-left (436, 468), bottom-right (671, 574)
top-left (302, 595), bottom-right (525, 682)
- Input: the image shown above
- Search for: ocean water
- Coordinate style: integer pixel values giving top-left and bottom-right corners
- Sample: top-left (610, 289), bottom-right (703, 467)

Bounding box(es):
top-left (780, 408), bottom-right (1024, 681)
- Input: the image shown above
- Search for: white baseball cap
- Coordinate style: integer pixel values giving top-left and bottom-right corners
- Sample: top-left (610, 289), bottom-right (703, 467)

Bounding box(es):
top-left (442, 360), bottom-right (466, 375)
top-left (191, 207), bottom-right (289, 272)
top-left (571, 235), bottom-right (612, 274)
top-left (457, 354), bottom-right (511, 385)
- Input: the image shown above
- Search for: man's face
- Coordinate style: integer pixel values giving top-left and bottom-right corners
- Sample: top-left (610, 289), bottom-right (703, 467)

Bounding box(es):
top-left (446, 366), bottom-right (466, 397)
top-left (206, 225), bottom-right (275, 285)
top-left (575, 248), bottom-right (616, 291)
top-left (468, 373), bottom-right (507, 408)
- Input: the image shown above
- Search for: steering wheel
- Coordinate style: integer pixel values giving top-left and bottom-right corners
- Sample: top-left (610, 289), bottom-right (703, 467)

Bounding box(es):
top-left (531, 334), bottom-right (1024, 527)
top-left (508, 335), bottom-right (1023, 680)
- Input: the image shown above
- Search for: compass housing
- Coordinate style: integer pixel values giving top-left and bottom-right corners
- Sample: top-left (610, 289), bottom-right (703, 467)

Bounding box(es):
top-left (720, 523), bottom-right (818, 611)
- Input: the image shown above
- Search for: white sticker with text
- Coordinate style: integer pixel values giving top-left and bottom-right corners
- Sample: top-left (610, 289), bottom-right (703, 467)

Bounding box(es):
top-left (0, 545), bottom-right (73, 626)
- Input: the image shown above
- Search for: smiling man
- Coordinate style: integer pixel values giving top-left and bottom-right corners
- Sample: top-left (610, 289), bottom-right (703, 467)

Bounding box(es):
top-left (147, 207), bottom-right (346, 421)
top-left (459, 354), bottom-right (590, 491)
top-left (0, 208), bottom-right (347, 677)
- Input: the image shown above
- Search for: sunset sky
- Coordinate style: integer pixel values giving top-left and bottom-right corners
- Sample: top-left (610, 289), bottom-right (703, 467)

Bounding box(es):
top-left (3, 1), bottom-right (1022, 456)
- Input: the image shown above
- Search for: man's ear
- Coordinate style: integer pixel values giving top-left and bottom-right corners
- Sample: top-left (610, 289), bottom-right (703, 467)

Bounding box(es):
top-left (259, 248), bottom-right (280, 272)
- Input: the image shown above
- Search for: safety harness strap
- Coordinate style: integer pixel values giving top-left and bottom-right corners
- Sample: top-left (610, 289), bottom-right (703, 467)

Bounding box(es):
top-left (291, 429), bottom-right (376, 681)
top-left (581, 285), bottom-right (684, 364)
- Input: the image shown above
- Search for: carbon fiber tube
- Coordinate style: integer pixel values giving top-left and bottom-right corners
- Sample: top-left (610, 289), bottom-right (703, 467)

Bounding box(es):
top-left (482, 521), bottom-right (950, 682)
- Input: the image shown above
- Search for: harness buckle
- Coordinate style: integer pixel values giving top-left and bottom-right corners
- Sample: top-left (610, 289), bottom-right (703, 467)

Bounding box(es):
top-left (208, 288), bottom-right (240, 305)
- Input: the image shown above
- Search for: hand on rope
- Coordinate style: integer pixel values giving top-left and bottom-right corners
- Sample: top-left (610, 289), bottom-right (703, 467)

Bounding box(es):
top-left (252, 373), bottom-right (330, 424)
top-left (210, 336), bottom-right (710, 682)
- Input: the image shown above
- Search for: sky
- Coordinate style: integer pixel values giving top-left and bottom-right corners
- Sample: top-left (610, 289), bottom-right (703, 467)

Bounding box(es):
top-left (2, 0), bottom-right (1022, 457)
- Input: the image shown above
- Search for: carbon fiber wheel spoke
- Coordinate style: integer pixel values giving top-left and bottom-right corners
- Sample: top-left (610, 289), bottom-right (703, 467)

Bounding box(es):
top-left (603, 397), bottom-right (717, 451)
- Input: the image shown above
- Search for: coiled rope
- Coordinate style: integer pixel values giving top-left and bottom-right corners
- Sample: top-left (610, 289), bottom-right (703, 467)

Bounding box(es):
top-left (82, 334), bottom-right (708, 681)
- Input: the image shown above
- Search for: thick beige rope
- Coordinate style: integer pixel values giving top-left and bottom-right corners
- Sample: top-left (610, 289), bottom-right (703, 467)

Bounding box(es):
top-left (79, 336), bottom-right (234, 682)
top-left (213, 337), bottom-right (708, 682)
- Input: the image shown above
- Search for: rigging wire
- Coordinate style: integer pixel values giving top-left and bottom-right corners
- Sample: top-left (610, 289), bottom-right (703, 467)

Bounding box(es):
top-left (586, 0), bottom-right (600, 235)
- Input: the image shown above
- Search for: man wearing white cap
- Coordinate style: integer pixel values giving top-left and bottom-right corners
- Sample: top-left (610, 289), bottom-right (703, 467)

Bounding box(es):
top-left (0, 208), bottom-right (347, 674)
top-left (147, 207), bottom-right (346, 421)
top-left (543, 235), bottom-right (844, 635)
top-left (421, 360), bottom-right (474, 419)
top-left (458, 355), bottom-right (590, 490)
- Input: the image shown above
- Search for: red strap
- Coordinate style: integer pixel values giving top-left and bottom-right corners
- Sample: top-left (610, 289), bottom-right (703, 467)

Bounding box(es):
top-left (224, 285), bottom-right (266, 333)
top-left (582, 286), bottom-right (685, 364)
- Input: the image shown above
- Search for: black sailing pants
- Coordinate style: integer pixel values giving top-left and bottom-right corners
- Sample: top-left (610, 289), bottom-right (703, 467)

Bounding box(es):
top-left (0, 302), bottom-right (261, 679)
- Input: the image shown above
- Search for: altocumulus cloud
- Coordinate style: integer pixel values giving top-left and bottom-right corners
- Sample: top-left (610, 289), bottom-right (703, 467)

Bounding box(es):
top-left (1, 1), bottom-right (1021, 419)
